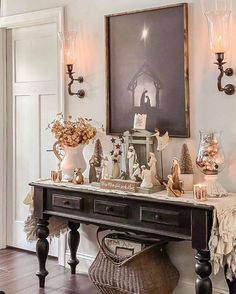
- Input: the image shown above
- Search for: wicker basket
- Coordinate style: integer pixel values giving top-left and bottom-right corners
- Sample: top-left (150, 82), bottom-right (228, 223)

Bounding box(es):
top-left (88, 230), bottom-right (179, 294)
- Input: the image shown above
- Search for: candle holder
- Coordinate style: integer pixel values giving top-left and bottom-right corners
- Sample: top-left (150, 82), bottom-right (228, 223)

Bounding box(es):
top-left (66, 64), bottom-right (85, 98)
top-left (59, 31), bottom-right (85, 99)
top-left (193, 184), bottom-right (208, 201)
top-left (51, 170), bottom-right (62, 183)
top-left (215, 53), bottom-right (235, 95)
top-left (203, 0), bottom-right (235, 95)
top-left (196, 131), bottom-right (228, 197)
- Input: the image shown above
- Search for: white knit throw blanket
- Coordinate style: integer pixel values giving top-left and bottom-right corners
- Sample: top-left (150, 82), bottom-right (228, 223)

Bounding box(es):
top-left (25, 180), bottom-right (236, 279)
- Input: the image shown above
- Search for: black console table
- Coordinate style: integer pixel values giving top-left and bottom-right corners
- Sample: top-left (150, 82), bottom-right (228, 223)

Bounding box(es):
top-left (31, 182), bottom-right (236, 294)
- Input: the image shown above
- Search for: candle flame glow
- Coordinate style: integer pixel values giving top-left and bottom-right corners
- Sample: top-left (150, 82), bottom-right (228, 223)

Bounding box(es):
top-left (141, 27), bottom-right (149, 40)
top-left (216, 34), bottom-right (224, 52)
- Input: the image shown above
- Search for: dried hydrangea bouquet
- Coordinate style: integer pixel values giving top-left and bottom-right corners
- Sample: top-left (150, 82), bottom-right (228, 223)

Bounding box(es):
top-left (48, 113), bottom-right (97, 180)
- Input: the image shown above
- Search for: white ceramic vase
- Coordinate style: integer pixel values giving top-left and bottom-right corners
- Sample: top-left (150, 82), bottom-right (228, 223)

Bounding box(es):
top-left (61, 145), bottom-right (86, 181)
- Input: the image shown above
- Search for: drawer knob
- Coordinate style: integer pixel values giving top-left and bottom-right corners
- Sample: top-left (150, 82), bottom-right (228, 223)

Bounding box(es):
top-left (63, 200), bottom-right (70, 205)
top-left (106, 206), bottom-right (113, 213)
top-left (154, 213), bottom-right (160, 220)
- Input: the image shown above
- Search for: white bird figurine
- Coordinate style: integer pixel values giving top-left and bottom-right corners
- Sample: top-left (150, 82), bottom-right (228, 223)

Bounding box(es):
top-left (152, 129), bottom-right (169, 151)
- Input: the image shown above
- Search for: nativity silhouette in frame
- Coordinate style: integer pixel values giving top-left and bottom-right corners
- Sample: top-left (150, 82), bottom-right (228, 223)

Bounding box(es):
top-left (106, 3), bottom-right (190, 137)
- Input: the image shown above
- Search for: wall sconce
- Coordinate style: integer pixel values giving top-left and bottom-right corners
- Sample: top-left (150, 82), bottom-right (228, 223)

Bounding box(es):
top-left (204, 0), bottom-right (235, 95)
top-left (61, 32), bottom-right (85, 99)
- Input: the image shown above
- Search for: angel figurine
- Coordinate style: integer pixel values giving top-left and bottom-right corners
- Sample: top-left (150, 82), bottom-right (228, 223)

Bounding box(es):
top-left (152, 129), bottom-right (169, 151)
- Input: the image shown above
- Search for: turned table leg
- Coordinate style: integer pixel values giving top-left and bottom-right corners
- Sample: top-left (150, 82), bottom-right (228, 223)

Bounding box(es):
top-left (195, 250), bottom-right (212, 294)
top-left (225, 265), bottom-right (236, 294)
top-left (68, 222), bottom-right (80, 274)
top-left (36, 218), bottom-right (49, 288)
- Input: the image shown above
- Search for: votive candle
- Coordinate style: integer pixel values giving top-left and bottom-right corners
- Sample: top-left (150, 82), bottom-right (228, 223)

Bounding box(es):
top-left (193, 184), bottom-right (208, 201)
top-left (51, 170), bottom-right (62, 183)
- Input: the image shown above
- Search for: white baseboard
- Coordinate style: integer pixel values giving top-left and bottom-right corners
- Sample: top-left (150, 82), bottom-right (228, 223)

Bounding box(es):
top-left (65, 251), bottom-right (228, 294)
top-left (65, 250), bottom-right (95, 274)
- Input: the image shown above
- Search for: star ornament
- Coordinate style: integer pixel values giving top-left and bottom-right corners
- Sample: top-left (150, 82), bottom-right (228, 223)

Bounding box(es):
top-left (120, 137), bottom-right (125, 144)
top-left (111, 137), bottom-right (116, 143)
top-left (115, 144), bottom-right (121, 149)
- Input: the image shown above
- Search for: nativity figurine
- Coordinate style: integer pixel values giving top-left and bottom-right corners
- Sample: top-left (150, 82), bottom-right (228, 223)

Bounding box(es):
top-left (101, 156), bottom-right (109, 179)
top-left (148, 152), bottom-right (161, 186)
top-left (131, 162), bottom-right (142, 182)
top-left (171, 157), bottom-right (181, 183)
top-left (89, 155), bottom-right (98, 183)
top-left (167, 158), bottom-right (183, 197)
top-left (119, 171), bottom-right (129, 180)
top-left (166, 175), bottom-right (181, 197)
top-left (111, 147), bottom-right (121, 179)
top-left (140, 165), bottom-right (153, 189)
top-left (127, 145), bottom-right (137, 178)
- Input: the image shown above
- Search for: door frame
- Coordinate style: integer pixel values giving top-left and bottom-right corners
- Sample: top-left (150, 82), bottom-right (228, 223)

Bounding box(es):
top-left (0, 7), bottom-right (65, 257)
top-left (0, 28), bottom-right (6, 249)
top-left (0, 1), bottom-right (6, 17)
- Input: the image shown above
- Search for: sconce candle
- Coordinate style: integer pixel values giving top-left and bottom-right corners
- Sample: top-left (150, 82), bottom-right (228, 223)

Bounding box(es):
top-left (203, 0), bottom-right (235, 95)
top-left (193, 184), bottom-right (208, 201)
top-left (59, 31), bottom-right (85, 99)
top-left (216, 35), bottom-right (224, 53)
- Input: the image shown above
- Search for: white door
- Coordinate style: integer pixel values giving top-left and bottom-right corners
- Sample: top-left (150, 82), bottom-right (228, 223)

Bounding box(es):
top-left (6, 22), bottom-right (63, 256)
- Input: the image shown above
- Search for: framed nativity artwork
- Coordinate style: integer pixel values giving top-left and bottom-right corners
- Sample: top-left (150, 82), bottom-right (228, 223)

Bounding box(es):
top-left (105, 3), bottom-right (190, 137)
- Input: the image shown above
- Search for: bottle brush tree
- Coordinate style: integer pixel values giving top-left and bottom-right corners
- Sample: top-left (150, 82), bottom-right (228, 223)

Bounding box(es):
top-left (179, 143), bottom-right (193, 174)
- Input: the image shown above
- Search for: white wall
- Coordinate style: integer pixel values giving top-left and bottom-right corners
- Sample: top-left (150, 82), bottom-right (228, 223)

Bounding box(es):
top-left (4, 0), bottom-right (236, 293)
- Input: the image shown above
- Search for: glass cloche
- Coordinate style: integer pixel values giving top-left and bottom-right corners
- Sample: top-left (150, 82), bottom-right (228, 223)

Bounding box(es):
top-left (196, 131), bottom-right (225, 175)
top-left (196, 131), bottom-right (227, 197)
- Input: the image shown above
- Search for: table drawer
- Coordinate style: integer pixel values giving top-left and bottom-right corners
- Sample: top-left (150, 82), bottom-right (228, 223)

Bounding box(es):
top-left (52, 194), bottom-right (82, 210)
top-left (140, 207), bottom-right (180, 227)
top-left (94, 200), bottom-right (128, 218)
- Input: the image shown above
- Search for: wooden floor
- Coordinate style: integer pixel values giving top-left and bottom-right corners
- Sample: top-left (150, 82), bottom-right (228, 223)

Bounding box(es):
top-left (0, 249), bottom-right (100, 294)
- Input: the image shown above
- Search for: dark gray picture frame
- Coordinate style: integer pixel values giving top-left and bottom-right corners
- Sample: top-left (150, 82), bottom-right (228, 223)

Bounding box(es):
top-left (105, 3), bottom-right (190, 137)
